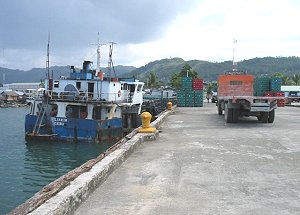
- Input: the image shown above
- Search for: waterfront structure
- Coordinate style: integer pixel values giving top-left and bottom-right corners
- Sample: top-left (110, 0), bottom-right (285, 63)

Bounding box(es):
top-left (1, 90), bottom-right (20, 101)
top-left (5, 82), bottom-right (40, 91)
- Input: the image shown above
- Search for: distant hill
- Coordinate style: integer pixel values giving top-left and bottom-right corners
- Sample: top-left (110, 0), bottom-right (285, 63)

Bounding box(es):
top-left (126, 56), bottom-right (300, 83)
top-left (1, 57), bottom-right (300, 84)
top-left (0, 65), bottom-right (136, 84)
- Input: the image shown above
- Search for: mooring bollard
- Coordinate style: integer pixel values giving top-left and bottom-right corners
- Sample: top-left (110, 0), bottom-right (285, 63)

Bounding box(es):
top-left (167, 101), bottom-right (173, 111)
top-left (138, 112), bottom-right (157, 133)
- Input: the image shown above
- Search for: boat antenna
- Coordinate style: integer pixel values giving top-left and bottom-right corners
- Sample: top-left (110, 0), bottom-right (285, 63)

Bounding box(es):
top-left (108, 42), bottom-right (117, 80)
top-left (232, 39), bottom-right (238, 71)
top-left (90, 32), bottom-right (106, 77)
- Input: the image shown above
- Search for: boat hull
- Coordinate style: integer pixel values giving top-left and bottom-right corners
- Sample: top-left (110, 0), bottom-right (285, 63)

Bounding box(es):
top-left (25, 114), bottom-right (123, 143)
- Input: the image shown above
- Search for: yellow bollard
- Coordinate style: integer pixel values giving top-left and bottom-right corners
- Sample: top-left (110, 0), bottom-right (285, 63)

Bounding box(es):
top-left (167, 101), bottom-right (173, 111)
top-left (138, 112), bottom-right (157, 133)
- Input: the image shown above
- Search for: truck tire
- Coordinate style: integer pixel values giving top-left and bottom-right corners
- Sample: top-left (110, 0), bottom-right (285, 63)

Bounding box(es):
top-left (262, 112), bottom-right (269, 123)
top-left (232, 109), bottom-right (239, 123)
top-left (217, 102), bottom-right (223, 115)
top-left (268, 109), bottom-right (275, 123)
top-left (224, 103), bottom-right (233, 123)
top-left (257, 115), bottom-right (262, 121)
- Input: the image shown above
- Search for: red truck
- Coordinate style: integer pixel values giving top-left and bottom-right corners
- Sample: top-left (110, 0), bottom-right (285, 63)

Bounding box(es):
top-left (217, 73), bottom-right (284, 123)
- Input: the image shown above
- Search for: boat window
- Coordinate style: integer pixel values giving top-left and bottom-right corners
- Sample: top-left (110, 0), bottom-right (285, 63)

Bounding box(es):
top-left (130, 84), bottom-right (135, 92)
top-left (54, 81), bottom-right (59, 88)
top-left (137, 84), bottom-right (142, 93)
top-left (65, 105), bottom-right (88, 119)
top-left (92, 107), bottom-right (102, 120)
top-left (121, 84), bottom-right (123, 90)
top-left (76, 82), bottom-right (81, 90)
top-left (50, 104), bottom-right (58, 117)
top-left (79, 106), bottom-right (87, 119)
top-left (88, 83), bottom-right (94, 98)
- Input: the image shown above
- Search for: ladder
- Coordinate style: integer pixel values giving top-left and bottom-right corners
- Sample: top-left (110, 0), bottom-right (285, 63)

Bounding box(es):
top-left (33, 102), bottom-right (48, 135)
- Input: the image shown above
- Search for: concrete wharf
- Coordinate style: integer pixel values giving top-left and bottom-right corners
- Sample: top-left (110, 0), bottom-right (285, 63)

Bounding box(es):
top-left (76, 104), bottom-right (300, 214)
top-left (23, 103), bottom-right (300, 215)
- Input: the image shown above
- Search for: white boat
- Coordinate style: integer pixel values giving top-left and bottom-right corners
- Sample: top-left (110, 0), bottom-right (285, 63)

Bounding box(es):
top-left (25, 41), bottom-right (144, 142)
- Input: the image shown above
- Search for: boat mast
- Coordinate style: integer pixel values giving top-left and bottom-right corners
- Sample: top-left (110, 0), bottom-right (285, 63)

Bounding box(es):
top-left (90, 32), bottom-right (106, 77)
top-left (46, 33), bottom-right (50, 80)
top-left (96, 32), bottom-right (100, 75)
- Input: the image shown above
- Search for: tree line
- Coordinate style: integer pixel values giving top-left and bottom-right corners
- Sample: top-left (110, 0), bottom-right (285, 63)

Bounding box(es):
top-left (144, 64), bottom-right (300, 91)
top-left (272, 72), bottom-right (300, 85)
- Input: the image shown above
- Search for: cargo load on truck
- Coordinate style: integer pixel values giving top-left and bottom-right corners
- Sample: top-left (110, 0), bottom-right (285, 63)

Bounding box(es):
top-left (217, 72), bottom-right (285, 123)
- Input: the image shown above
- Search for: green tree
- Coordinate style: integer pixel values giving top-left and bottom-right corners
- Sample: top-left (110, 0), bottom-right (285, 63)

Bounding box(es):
top-left (146, 71), bottom-right (164, 88)
top-left (206, 82), bottom-right (218, 94)
top-left (170, 64), bottom-right (199, 89)
top-left (179, 63), bottom-right (198, 78)
top-left (272, 72), bottom-right (290, 85)
top-left (272, 72), bottom-right (284, 78)
top-left (39, 79), bottom-right (45, 88)
top-left (291, 74), bottom-right (300, 85)
top-left (282, 76), bottom-right (290, 85)
top-left (170, 73), bottom-right (182, 89)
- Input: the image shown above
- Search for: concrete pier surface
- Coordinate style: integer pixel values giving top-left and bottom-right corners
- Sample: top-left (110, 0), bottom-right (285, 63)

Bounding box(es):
top-left (76, 104), bottom-right (300, 215)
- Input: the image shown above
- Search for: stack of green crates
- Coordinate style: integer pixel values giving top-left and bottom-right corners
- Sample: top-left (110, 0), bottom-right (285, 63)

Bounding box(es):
top-left (270, 77), bottom-right (282, 92)
top-left (177, 77), bottom-right (204, 107)
top-left (181, 77), bottom-right (193, 90)
top-left (185, 91), bottom-right (194, 107)
top-left (177, 90), bottom-right (186, 107)
top-left (194, 91), bottom-right (204, 107)
top-left (254, 77), bottom-right (270, 96)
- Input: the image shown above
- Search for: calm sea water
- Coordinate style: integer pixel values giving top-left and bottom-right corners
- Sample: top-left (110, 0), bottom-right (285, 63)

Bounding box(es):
top-left (0, 107), bottom-right (115, 214)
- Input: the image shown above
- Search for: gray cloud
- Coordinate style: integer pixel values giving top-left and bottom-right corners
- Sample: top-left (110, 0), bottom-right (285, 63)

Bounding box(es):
top-left (0, 0), bottom-right (198, 52)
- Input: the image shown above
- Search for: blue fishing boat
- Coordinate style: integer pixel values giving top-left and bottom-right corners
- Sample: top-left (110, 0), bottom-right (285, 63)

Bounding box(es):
top-left (25, 41), bottom-right (144, 142)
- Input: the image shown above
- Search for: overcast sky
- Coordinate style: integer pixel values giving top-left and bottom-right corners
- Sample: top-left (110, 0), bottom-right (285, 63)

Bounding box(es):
top-left (1, 0), bottom-right (300, 70)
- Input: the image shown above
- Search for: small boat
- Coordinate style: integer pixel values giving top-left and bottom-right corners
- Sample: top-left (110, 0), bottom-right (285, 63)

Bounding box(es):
top-left (25, 41), bottom-right (144, 142)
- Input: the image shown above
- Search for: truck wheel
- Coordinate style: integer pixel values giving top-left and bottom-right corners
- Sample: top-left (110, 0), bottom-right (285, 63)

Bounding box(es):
top-left (224, 104), bottom-right (233, 123)
top-left (262, 112), bottom-right (269, 123)
top-left (217, 103), bottom-right (222, 115)
top-left (268, 110), bottom-right (275, 123)
top-left (232, 109), bottom-right (239, 123)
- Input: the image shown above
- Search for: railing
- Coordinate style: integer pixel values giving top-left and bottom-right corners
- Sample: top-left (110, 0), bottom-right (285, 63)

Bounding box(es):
top-left (31, 90), bottom-right (130, 103)
top-left (29, 89), bottom-right (141, 104)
